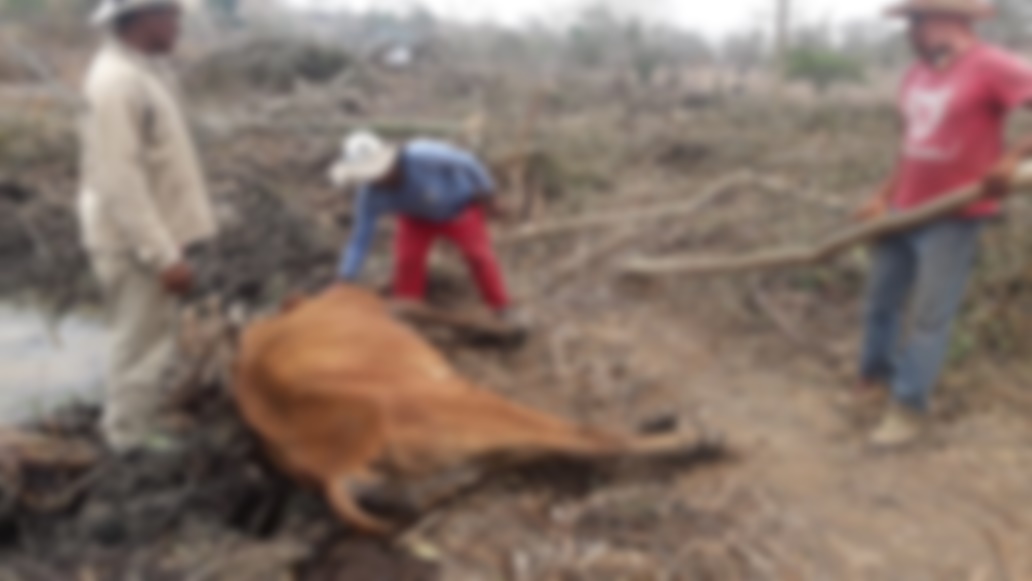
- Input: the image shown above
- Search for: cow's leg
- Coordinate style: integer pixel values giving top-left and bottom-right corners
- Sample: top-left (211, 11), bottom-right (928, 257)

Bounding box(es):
top-left (326, 471), bottom-right (395, 535)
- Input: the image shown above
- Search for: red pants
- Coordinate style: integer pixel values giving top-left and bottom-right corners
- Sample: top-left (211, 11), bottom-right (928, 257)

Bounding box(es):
top-left (394, 205), bottom-right (510, 311)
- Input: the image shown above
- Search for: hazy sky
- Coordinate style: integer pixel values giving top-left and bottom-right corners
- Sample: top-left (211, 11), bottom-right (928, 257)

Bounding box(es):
top-left (286, 0), bottom-right (887, 37)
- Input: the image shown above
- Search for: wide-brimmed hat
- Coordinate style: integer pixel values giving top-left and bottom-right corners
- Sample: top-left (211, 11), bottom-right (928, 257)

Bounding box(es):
top-left (328, 131), bottom-right (399, 188)
top-left (885, 0), bottom-right (994, 19)
top-left (91, 0), bottom-right (182, 27)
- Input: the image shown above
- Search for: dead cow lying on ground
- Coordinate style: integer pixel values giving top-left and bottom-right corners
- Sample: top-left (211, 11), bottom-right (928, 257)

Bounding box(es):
top-left (232, 285), bottom-right (705, 534)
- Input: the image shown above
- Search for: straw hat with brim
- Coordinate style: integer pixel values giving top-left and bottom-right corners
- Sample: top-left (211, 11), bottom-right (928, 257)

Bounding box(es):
top-left (886, 0), bottom-right (995, 19)
top-left (91, 0), bottom-right (181, 27)
top-left (329, 131), bottom-right (400, 189)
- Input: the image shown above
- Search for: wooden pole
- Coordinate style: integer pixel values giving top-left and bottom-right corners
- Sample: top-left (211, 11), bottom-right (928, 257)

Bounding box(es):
top-left (620, 162), bottom-right (1032, 279)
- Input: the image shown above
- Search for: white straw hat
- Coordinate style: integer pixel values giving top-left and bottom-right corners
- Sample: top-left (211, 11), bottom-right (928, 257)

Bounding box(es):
top-left (91, 0), bottom-right (182, 27)
top-left (328, 131), bottom-right (399, 188)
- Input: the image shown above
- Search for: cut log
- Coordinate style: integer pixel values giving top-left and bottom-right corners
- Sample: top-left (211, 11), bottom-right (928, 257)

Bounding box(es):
top-left (621, 162), bottom-right (1032, 278)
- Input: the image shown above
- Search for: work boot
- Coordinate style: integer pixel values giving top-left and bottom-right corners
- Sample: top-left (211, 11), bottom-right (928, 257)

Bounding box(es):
top-left (869, 402), bottom-right (925, 449)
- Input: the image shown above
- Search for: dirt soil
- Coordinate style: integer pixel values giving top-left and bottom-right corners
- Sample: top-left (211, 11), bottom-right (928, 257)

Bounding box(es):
top-left (3, 46), bottom-right (1032, 580)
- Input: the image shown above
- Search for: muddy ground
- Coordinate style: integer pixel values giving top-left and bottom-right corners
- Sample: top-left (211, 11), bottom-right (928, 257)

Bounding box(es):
top-left (3, 41), bottom-right (1032, 580)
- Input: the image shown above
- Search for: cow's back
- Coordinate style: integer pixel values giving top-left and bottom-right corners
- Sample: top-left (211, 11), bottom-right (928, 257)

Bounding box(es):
top-left (237, 286), bottom-right (462, 399)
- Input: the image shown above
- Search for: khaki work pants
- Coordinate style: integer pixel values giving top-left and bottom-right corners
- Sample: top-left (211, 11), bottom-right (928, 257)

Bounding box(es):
top-left (91, 254), bottom-right (179, 452)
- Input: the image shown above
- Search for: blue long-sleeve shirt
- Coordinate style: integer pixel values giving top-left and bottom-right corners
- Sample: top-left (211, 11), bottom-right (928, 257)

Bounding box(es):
top-left (339, 139), bottom-right (496, 280)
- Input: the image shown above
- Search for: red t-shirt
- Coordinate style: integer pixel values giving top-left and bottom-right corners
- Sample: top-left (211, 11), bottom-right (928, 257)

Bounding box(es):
top-left (894, 44), bottom-right (1032, 217)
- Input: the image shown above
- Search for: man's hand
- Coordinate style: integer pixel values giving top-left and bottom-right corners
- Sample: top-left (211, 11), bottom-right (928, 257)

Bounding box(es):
top-left (853, 195), bottom-right (888, 223)
top-left (982, 155), bottom-right (1021, 199)
top-left (161, 261), bottom-right (194, 296)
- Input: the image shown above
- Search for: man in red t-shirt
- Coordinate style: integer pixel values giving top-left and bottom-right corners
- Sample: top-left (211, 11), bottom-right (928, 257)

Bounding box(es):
top-left (855, 0), bottom-right (1032, 447)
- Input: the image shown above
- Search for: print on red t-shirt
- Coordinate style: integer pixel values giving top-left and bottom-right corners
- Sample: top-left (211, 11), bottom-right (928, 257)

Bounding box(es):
top-left (894, 44), bottom-right (1032, 218)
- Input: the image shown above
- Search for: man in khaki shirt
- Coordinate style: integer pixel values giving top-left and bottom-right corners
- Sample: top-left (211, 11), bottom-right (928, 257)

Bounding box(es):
top-left (79, 0), bottom-right (216, 452)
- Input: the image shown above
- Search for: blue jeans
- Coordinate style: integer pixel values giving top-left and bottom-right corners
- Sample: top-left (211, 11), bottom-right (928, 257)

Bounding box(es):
top-left (859, 218), bottom-right (984, 412)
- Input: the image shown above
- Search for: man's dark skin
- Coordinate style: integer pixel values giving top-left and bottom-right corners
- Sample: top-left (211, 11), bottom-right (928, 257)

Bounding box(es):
top-left (115, 6), bottom-right (194, 296)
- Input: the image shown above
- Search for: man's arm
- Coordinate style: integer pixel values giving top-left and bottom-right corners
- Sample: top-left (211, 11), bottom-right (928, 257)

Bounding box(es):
top-left (338, 189), bottom-right (382, 281)
top-left (86, 81), bottom-right (194, 294)
top-left (982, 51), bottom-right (1032, 198)
top-left (983, 135), bottom-right (1032, 198)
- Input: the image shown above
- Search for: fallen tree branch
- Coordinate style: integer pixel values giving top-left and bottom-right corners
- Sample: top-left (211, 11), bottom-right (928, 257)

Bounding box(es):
top-left (621, 162), bottom-right (1032, 278)
top-left (753, 176), bottom-right (854, 211)
top-left (500, 171), bottom-right (755, 244)
top-left (534, 174), bottom-right (745, 296)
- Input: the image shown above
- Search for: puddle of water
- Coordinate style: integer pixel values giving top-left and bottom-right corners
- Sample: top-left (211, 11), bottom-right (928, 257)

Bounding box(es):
top-left (0, 305), bottom-right (108, 424)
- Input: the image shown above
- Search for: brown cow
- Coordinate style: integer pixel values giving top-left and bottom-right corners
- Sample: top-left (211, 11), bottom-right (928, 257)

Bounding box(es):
top-left (232, 285), bottom-right (703, 535)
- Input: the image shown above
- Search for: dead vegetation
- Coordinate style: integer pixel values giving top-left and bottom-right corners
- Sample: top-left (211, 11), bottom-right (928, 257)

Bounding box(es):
top-left (1, 27), bottom-right (1032, 580)
top-left (186, 38), bottom-right (353, 95)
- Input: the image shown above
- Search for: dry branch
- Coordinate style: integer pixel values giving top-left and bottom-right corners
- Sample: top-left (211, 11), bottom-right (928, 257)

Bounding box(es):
top-left (500, 171), bottom-right (755, 244)
top-left (621, 162), bottom-right (1032, 278)
top-left (534, 174), bottom-right (746, 295)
